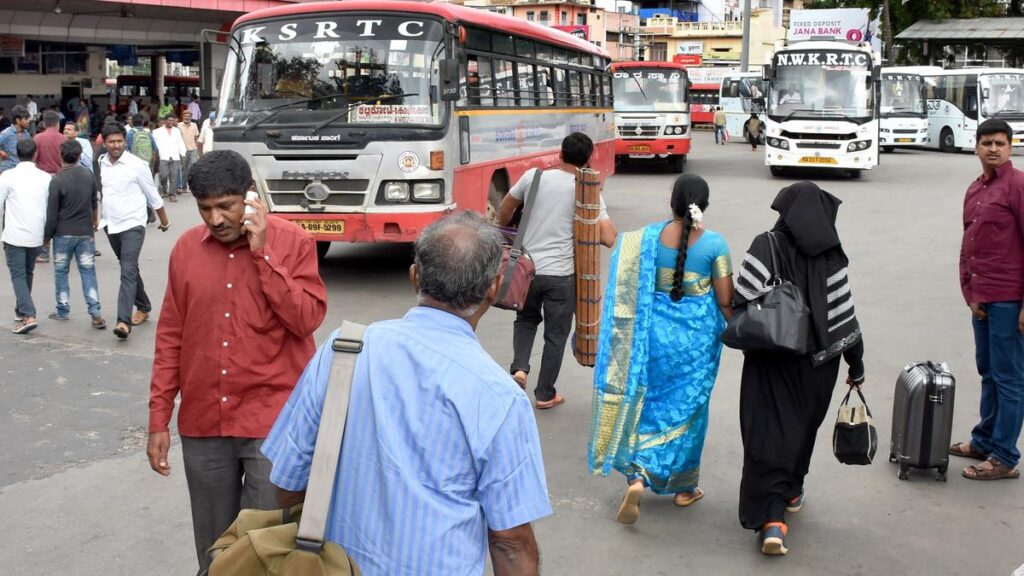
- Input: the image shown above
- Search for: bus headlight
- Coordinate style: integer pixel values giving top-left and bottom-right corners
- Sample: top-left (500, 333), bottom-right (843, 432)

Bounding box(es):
top-left (768, 137), bottom-right (789, 150)
top-left (413, 182), bottom-right (442, 201)
top-left (846, 140), bottom-right (872, 152)
top-left (384, 182), bottom-right (410, 202)
top-left (880, 128), bottom-right (890, 133)
top-left (664, 125), bottom-right (688, 135)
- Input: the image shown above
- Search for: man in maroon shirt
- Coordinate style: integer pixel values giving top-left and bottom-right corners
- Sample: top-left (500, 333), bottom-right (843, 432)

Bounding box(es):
top-left (33, 110), bottom-right (66, 263)
top-left (145, 150), bottom-right (327, 573)
top-left (951, 119), bottom-right (1024, 481)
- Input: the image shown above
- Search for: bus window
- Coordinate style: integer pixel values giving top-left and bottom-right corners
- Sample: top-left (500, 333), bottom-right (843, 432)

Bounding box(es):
top-left (568, 70), bottom-right (581, 106)
top-left (467, 55), bottom-right (494, 107)
top-left (553, 68), bottom-right (568, 106)
top-left (493, 33), bottom-right (514, 56)
top-left (517, 61), bottom-right (536, 106)
top-left (537, 65), bottom-right (555, 107)
top-left (494, 59), bottom-right (514, 107)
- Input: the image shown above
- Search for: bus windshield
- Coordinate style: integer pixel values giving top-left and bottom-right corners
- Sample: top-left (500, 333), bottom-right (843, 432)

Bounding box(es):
top-left (881, 74), bottom-right (926, 117)
top-left (770, 51), bottom-right (873, 121)
top-left (613, 69), bottom-right (688, 112)
top-left (219, 15), bottom-right (446, 129)
top-left (981, 73), bottom-right (1024, 119)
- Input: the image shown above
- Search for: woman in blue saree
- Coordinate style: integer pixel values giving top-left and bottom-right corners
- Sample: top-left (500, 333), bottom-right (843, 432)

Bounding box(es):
top-left (588, 175), bottom-right (734, 524)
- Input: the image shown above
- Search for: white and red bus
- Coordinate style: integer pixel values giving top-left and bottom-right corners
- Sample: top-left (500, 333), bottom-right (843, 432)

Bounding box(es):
top-left (689, 82), bottom-right (719, 125)
top-left (611, 61), bottom-right (691, 172)
top-left (215, 0), bottom-right (614, 254)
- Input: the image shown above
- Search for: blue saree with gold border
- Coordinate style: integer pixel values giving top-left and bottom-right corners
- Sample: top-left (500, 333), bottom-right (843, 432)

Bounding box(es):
top-left (588, 222), bottom-right (731, 494)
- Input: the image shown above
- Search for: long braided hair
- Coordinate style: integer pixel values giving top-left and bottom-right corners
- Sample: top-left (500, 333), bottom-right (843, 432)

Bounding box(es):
top-left (669, 174), bottom-right (710, 301)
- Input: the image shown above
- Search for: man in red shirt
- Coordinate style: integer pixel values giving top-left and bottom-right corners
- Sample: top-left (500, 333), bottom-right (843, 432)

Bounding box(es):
top-left (145, 150), bottom-right (327, 574)
top-left (952, 119), bottom-right (1024, 482)
top-left (32, 110), bottom-right (65, 175)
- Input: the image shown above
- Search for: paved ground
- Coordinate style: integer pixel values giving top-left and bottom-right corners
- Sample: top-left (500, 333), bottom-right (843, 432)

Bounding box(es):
top-left (1, 134), bottom-right (1022, 575)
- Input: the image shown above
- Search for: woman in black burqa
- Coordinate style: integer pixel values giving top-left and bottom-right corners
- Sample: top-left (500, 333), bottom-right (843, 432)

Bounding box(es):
top-left (733, 181), bottom-right (866, 555)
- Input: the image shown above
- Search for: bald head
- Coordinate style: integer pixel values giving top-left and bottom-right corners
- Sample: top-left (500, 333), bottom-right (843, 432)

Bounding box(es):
top-left (413, 211), bottom-right (503, 315)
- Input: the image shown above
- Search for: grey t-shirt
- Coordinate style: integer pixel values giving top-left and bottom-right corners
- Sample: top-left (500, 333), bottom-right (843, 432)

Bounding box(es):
top-left (510, 167), bottom-right (608, 276)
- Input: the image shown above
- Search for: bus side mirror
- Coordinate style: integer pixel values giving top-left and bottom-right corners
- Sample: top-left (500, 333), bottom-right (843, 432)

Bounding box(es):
top-left (762, 66), bottom-right (772, 82)
top-left (440, 59), bottom-right (460, 102)
top-left (872, 66), bottom-right (880, 83)
top-left (982, 87), bottom-right (990, 100)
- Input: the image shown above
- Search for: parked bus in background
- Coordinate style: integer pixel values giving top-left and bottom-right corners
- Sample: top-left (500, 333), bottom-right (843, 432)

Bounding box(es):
top-left (113, 74), bottom-right (199, 114)
top-left (762, 40), bottom-right (881, 178)
top-left (689, 82), bottom-right (719, 125)
top-left (611, 61), bottom-right (690, 172)
top-left (892, 66), bottom-right (1024, 153)
top-left (718, 71), bottom-right (766, 144)
top-left (215, 0), bottom-right (614, 256)
top-left (878, 69), bottom-right (929, 152)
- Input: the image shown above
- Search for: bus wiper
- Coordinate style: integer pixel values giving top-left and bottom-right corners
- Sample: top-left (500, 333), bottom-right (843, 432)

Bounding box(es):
top-left (781, 108), bottom-right (816, 122)
top-left (629, 74), bottom-right (647, 103)
top-left (241, 94), bottom-right (348, 136)
top-left (310, 93), bottom-right (420, 135)
top-left (992, 108), bottom-right (1024, 117)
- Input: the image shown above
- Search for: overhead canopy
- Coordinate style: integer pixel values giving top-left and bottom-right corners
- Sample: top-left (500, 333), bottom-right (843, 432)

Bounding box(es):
top-left (896, 18), bottom-right (1024, 41)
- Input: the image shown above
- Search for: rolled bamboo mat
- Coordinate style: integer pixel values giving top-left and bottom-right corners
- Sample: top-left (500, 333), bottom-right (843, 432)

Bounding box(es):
top-left (573, 167), bottom-right (602, 368)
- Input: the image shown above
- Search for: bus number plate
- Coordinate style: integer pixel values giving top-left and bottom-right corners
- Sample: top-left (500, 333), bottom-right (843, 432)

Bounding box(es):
top-left (628, 145), bottom-right (650, 153)
top-left (1015, 138), bottom-right (1022, 145)
top-left (896, 138), bottom-right (913, 143)
top-left (294, 220), bottom-right (344, 235)
top-left (799, 156), bottom-right (837, 165)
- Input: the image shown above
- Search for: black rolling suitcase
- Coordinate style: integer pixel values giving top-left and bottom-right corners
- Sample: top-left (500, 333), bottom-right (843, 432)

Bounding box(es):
top-left (889, 361), bottom-right (956, 481)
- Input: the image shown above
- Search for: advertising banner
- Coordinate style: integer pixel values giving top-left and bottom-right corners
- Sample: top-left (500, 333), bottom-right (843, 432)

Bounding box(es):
top-left (676, 40), bottom-right (704, 55)
top-left (788, 8), bottom-right (876, 45)
top-left (553, 25), bottom-right (589, 41)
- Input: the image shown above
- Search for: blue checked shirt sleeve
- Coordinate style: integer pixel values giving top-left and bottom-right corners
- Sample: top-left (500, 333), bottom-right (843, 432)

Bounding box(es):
top-left (477, 394), bottom-right (553, 531)
top-left (262, 329), bottom-right (338, 491)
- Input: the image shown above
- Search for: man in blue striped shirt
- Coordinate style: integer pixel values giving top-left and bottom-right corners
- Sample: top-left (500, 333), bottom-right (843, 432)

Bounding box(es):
top-left (263, 211), bottom-right (552, 575)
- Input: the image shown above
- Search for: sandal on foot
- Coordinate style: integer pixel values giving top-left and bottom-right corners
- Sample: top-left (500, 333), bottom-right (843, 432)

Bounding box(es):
top-left (963, 458), bottom-right (1020, 481)
top-left (512, 371), bottom-right (528, 391)
top-left (535, 394), bottom-right (564, 410)
top-left (12, 318), bottom-right (38, 334)
top-left (949, 441), bottom-right (988, 461)
top-left (674, 488), bottom-right (704, 507)
top-left (759, 522), bottom-right (789, 555)
top-left (113, 322), bottom-right (131, 339)
top-left (616, 482), bottom-right (644, 525)
top-left (131, 310), bottom-right (149, 326)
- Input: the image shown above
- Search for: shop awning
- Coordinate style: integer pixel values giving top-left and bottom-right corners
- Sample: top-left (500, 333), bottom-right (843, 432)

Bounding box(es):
top-left (896, 17), bottom-right (1024, 41)
top-left (0, 10), bottom-right (221, 46)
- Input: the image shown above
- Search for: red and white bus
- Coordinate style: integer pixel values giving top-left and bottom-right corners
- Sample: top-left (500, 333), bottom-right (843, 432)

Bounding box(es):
top-left (215, 0), bottom-right (614, 254)
top-left (689, 83), bottom-right (720, 125)
top-left (611, 61), bottom-right (691, 172)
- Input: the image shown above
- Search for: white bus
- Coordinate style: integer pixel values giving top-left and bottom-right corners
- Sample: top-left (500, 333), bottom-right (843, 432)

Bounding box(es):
top-left (892, 67), bottom-right (1024, 153)
top-left (718, 72), bottom-right (766, 144)
top-left (763, 40), bottom-right (881, 178)
top-left (879, 69), bottom-right (929, 151)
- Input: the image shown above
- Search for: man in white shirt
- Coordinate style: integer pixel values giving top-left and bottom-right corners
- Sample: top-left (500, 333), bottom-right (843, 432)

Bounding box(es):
top-left (96, 123), bottom-right (169, 339)
top-left (152, 114), bottom-right (187, 202)
top-left (26, 96), bottom-right (39, 135)
top-left (187, 95), bottom-right (201, 124)
top-left (498, 133), bottom-right (618, 409)
top-left (0, 139), bottom-right (51, 334)
top-left (128, 97), bottom-right (139, 117)
top-left (198, 111), bottom-right (215, 156)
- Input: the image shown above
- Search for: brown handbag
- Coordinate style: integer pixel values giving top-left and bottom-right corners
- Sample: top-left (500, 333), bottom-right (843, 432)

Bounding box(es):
top-left (494, 170), bottom-right (541, 311)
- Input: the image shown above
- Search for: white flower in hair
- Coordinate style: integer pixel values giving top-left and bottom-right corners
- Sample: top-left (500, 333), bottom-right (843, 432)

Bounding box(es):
top-left (688, 203), bottom-right (704, 227)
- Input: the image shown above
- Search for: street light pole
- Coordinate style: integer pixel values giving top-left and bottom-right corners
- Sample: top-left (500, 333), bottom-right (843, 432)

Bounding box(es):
top-left (740, 0), bottom-right (751, 72)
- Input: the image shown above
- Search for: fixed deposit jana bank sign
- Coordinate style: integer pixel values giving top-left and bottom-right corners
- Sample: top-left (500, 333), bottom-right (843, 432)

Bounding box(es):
top-left (788, 8), bottom-right (871, 43)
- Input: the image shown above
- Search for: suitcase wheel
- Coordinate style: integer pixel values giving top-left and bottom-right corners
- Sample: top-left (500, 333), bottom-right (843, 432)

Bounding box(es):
top-left (898, 463), bottom-right (909, 480)
top-left (888, 452), bottom-right (896, 464)
top-left (936, 466), bottom-right (948, 482)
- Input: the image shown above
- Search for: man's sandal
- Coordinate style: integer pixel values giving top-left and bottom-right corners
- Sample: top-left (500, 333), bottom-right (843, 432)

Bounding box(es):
top-left (949, 441), bottom-right (988, 461)
top-left (962, 458), bottom-right (1020, 481)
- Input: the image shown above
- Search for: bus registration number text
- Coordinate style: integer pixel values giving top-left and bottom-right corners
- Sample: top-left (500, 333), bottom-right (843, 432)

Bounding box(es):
top-left (294, 220), bottom-right (345, 235)
top-left (628, 145), bottom-right (651, 153)
top-left (799, 156), bottom-right (837, 165)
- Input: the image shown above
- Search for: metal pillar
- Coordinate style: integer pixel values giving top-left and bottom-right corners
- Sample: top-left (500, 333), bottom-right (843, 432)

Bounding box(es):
top-left (151, 55), bottom-right (166, 112)
top-left (740, 0), bottom-right (752, 72)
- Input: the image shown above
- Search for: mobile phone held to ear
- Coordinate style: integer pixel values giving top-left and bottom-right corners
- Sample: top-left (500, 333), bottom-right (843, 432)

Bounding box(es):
top-left (243, 190), bottom-right (258, 227)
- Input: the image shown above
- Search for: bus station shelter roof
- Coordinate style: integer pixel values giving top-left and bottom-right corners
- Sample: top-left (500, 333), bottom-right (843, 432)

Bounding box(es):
top-left (896, 17), bottom-right (1024, 41)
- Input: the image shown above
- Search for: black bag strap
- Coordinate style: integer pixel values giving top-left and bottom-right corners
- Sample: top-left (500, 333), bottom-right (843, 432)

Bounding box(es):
top-left (294, 321), bottom-right (366, 552)
top-left (766, 231), bottom-right (782, 285)
top-left (840, 387), bottom-right (873, 419)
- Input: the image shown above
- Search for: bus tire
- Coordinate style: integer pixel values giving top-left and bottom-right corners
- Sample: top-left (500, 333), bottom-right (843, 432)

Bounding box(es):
top-left (486, 173), bottom-right (509, 224)
top-left (939, 127), bottom-right (956, 153)
top-left (769, 165), bottom-right (785, 177)
top-left (849, 169), bottom-right (862, 179)
top-left (882, 146), bottom-right (895, 153)
top-left (670, 155), bottom-right (686, 173)
top-left (316, 241), bottom-right (330, 261)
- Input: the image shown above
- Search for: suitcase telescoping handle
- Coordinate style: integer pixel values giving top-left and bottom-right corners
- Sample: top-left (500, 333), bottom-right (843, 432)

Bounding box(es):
top-left (904, 361), bottom-right (950, 375)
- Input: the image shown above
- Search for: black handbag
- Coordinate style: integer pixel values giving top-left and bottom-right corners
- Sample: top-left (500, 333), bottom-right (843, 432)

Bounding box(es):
top-left (833, 387), bottom-right (878, 466)
top-left (720, 232), bottom-right (811, 355)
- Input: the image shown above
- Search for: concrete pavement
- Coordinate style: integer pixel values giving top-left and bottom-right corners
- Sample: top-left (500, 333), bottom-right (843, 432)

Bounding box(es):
top-left (1, 135), bottom-right (1022, 575)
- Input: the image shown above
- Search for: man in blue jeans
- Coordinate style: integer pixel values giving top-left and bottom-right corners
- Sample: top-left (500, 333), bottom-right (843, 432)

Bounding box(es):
top-left (952, 118), bottom-right (1024, 481)
top-left (45, 139), bottom-right (105, 329)
top-left (0, 138), bottom-right (51, 334)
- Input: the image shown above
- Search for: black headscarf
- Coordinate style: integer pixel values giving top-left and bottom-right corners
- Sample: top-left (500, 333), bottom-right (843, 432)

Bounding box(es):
top-left (769, 182), bottom-right (855, 358)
